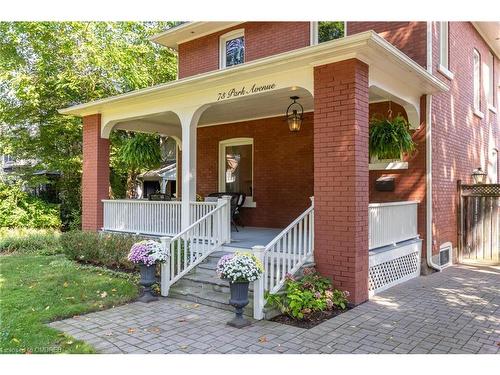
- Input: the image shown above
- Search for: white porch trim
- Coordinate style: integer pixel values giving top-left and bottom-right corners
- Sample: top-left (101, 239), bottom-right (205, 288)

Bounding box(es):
top-left (59, 31), bottom-right (448, 129)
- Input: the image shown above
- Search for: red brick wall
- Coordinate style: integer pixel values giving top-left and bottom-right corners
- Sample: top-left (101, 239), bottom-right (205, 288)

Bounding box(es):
top-left (178, 22), bottom-right (310, 78)
top-left (347, 22), bottom-right (427, 67)
top-left (196, 113), bottom-right (314, 228)
top-left (82, 114), bottom-right (110, 231)
top-left (313, 59), bottom-right (369, 305)
top-left (368, 100), bottom-right (428, 260)
top-left (431, 22), bottom-right (499, 256)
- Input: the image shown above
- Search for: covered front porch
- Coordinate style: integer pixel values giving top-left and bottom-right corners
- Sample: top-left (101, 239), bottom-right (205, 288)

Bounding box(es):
top-left (62, 31), bottom-right (447, 311)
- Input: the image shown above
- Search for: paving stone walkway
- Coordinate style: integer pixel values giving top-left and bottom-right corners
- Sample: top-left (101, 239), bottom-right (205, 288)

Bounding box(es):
top-left (49, 264), bottom-right (500, 354)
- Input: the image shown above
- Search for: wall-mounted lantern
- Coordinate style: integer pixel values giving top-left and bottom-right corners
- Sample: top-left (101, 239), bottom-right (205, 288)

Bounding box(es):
top-left (286, 96), bottom-right (303, 132)
top-left (471, 167), bottom-right (487, 184)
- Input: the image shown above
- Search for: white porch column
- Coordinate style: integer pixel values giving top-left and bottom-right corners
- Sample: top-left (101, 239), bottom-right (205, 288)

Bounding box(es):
top-left (179, 108), bottom-right (204, 230)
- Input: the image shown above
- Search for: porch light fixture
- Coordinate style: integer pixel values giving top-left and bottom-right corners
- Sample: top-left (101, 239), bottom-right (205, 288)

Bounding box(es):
top-left (286, 96), bottom-right (303, 132)
top-left (471, 167), bottom-right (487, 184)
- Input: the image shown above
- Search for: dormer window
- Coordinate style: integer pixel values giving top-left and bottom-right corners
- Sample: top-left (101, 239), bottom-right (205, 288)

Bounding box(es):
top-left (220, 29), bottom-right (245, 69)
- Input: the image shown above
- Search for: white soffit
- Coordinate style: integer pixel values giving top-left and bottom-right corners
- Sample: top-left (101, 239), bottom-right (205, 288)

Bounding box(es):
top-left (472, 22), bottom-right (500, 58)
top-left (151, 22), bottom-right (242, 50)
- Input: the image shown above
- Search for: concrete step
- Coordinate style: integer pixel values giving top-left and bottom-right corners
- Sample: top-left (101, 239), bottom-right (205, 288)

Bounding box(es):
top-left (175, 270), bottom-right (255, 293)
top-left (169, 286), bottom-right (254, 317)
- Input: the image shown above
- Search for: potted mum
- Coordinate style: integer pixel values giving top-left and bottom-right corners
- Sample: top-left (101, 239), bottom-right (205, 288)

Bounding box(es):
top-left (128, 240), bottom-right (168, 303)
top-left (216, 252), bottom-right (263, 328)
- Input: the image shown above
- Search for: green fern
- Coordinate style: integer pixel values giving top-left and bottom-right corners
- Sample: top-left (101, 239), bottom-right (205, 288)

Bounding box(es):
top-left (369, 115), bottom-right (416, 160)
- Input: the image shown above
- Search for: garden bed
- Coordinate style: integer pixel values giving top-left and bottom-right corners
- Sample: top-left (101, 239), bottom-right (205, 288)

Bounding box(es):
top-left (270, 304), bottom-right (353, 329)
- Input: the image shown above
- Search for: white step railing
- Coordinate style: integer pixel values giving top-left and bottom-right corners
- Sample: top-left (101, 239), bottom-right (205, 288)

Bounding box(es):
top-left (160, 197), bottom-right (231, 296)
top-left (253, 198), bottom-right (314, 319)
top-left (102, 200), bottom-right (181, 236)
top-left (190, 201), bottom-right (218, 223)
top-left (368, 201), bottom-right (419, 249)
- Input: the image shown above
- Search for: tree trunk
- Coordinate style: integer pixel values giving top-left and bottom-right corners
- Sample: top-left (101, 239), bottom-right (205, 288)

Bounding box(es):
top-left (126, 169), bottom-right (139, 199)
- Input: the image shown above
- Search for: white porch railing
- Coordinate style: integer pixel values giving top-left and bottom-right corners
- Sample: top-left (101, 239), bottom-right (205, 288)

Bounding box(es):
top-left (160, 197), bottom-right (231, 296)
top-left (368, 201), bottom-right (419, 249)
top-left (252, 198), bottom-right (314, 320)
top-left (190, 201), bottom-right (218, 223)
top-left (102, 200), bottom-right (219, 236)
top-left (102, 200), bottom-right (181, 236)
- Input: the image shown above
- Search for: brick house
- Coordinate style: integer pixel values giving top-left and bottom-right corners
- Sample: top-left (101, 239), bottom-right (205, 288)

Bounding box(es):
top-left (60, 22), bottom-right (499, 319)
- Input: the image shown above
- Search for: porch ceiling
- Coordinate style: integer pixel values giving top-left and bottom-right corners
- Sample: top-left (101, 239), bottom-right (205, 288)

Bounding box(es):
top-left (198, 87), bottom-right (313, 127)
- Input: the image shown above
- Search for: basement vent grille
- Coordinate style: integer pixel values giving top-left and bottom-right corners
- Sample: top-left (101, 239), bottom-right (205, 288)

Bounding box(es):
top-left (368, 241), bottom-right (421, 295)
top-left (439, 242), bottom-right (452, 268)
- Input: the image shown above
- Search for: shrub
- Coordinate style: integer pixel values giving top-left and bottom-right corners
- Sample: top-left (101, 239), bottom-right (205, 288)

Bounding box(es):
top-left (60, 231), bottom-right (146, 271)
top-left (0, 182), bottom-right (61, 229)
top-left (0, 228), bottom-right (62, 254)
top-left (266, 268), bottom-right (349, 320)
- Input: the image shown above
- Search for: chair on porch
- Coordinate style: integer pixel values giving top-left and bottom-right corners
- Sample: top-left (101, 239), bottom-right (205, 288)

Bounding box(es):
top-left (148, 192), bottom-right (171, 201)
top-left (206, 192), bottom-right (246, 232)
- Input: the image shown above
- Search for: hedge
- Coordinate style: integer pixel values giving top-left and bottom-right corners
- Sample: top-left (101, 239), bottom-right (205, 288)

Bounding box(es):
top-left (60, 231), bottom-right (146, 271)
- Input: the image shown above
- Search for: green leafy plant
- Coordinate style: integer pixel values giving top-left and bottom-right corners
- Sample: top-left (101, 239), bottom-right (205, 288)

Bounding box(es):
top-left (60, 231), bottom-right (145, 271)
top-left (266, 268), bottom-right (349, 320)
top-left (0, 228), bottom-right (61, 254)
top-left (0, 182), bottom-right (61, 229)
top-left (369, 114), bottom-right (416, 160)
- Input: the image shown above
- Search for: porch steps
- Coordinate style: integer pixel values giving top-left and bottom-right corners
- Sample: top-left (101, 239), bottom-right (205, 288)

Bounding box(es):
top-left (168, 250), bottom-right (315, 319)
top-left (168, 251), bottom-right (254, 316)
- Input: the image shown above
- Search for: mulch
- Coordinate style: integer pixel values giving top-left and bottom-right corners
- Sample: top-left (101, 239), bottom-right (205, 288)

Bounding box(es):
top-left (270, 305), bottom-right (353, 329)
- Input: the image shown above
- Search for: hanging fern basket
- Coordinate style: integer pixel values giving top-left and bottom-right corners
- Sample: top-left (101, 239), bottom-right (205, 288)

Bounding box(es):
top-left (369, 115), bottom-right (416, 162)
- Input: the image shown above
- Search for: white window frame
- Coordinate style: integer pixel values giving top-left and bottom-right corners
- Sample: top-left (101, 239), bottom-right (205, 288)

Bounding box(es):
top-left (485, 51), bottom-right (496, 112)
top-left (473, 49), bottom-right (484, 118)
top-left (218, 138), bottom-right (256, 208)
top-left (310, 21), bottom-right (347, 45)
top-left (488, 148), bottom-right (499, 183)
top-left (219, 29), bottom-right (245, 69)
top-left (438, 22), bottom-right (454, 80)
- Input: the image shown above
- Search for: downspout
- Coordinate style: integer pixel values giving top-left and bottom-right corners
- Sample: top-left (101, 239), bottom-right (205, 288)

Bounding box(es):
top-left (426, 21), bottom-right (444, 271)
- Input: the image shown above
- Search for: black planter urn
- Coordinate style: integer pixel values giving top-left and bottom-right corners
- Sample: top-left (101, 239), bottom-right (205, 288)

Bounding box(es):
top-left (227, 281), bottom-right (251, 328)
top-left (138, 264), bottom-right (158, 303)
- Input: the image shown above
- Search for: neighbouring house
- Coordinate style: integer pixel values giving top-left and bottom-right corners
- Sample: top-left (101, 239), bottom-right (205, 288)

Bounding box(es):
top-left (1, 154), bottom-right (60, 203)
top-left (136, 162), bottom-right (177, 199)
top-left (60, 22), bottom-right (499, 319)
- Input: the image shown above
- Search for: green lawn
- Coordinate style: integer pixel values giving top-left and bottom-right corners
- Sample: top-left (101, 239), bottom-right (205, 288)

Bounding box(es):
top-left (0, 253), bottom-right (138, 354)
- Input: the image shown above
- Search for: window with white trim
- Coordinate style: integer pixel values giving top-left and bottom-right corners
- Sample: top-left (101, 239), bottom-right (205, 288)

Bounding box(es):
top-left (473, 49), bottom-right (482, 115)
top-left (439, 22), bottom-right (449, 70)
top-left (219, 29), bottom-right (245, 69)
top-left (310, 21), bottom-right (345, 45)
top-left (437, 22), bottom-right (454, 79)
top-left (489, 148), bottom-right (498, 183)
top-left (219, 138), bottom-right (254, 206)
top-left (485, 51), bottom-right (495, 110)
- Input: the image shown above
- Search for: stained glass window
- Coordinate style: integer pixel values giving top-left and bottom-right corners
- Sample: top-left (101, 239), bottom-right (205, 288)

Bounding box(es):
top-left (225, 36), bottom-right (245, 67)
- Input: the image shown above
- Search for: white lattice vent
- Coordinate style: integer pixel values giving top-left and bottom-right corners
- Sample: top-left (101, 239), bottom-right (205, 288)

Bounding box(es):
top-left (368, 240), bottom-right (422, 296)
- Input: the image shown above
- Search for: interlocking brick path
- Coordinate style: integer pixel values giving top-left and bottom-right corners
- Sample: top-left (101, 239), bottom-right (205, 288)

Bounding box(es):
top-left (49, 264), bottom-right (500, 354)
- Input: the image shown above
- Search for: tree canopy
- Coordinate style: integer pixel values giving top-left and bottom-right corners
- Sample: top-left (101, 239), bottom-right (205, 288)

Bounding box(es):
top-left (0, 22), bottom-right (178, 228)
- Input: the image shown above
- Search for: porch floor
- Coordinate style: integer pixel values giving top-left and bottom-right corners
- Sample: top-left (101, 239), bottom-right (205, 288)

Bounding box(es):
top-left (228, 226), bottom-right (283, 249)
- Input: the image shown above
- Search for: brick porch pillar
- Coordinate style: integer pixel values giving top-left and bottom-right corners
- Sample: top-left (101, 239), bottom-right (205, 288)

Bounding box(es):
top-left (82, 114), bottom-right (110, 231)
top-left (313, 59), bottom-right (369, 305)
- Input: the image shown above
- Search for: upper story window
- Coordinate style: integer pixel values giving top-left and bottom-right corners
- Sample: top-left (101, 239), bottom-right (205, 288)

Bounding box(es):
top-left (473, 49), bottom-right (483, 117)
top-left (438, 22), bottom-right (454, 79)
top-left (484, 51), bottom-right (496, 111)
top-left (311, 22), bottom-right (345, 45)
top-left (220, 29), bottom-right (245, 69)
